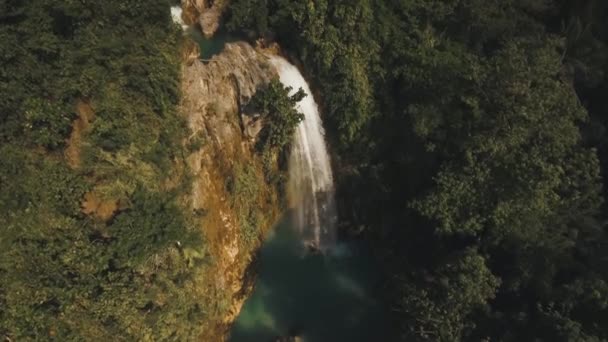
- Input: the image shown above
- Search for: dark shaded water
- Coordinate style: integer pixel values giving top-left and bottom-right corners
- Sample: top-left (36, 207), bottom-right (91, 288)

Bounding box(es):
top-left (230, 217), bottom-right (392, 342)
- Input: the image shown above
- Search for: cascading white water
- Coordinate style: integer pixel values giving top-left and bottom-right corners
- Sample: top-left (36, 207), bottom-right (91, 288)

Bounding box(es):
top-left (170, 6), bottom-right (189, 31)
top-left (268, 56), bottom-right (337, 252)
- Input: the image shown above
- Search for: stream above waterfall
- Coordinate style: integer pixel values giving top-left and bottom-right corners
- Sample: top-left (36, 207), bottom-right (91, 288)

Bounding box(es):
top-left (187, 27), bottom-right (234, 60)
top-left (171, 6), bottom-right (234, 60)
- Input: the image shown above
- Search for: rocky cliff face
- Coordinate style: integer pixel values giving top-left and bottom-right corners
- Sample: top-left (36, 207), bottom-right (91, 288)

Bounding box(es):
top-left (182, 0), bottom-right (227, 38)
top-left (180, 41), bottom-right (280, 340)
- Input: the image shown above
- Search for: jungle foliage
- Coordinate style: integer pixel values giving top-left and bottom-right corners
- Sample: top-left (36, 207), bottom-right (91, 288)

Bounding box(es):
top-left (247, 78), bottom-right (306, 200)
top-left (0, 0), bottom-right (208, 339)
top-left (3, 0), bottom-right (608, 340)
top-left (250, 78), bottom-right (306, 152)
top-left (227, 0), bottom-right (608, 340)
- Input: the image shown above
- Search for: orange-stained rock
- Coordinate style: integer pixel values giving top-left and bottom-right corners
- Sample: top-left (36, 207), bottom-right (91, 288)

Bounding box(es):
top-left (81, 192), bottom-right (119, 222)
top-left (65, 99), bottom-right (94, 169)
top-left (180, 41), bottom-right (282, 341)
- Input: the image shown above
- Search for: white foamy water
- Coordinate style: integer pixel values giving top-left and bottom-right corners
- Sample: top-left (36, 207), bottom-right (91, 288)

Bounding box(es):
top-left (268, 56), bottom-right (337, 251)
top-left (170, 6), bottom-right (188, 31)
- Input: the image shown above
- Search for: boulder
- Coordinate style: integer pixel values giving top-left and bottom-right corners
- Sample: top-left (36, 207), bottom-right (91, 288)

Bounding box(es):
top-left (182, 0), bottom-right (227, 38)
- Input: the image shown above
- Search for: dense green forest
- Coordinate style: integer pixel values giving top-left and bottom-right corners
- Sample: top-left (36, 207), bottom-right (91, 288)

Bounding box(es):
top-left (0, 0), bottom-right (210, 339)
top-left (2, 0), bottom-right (608, 340)
top-left (226, 0), bottom-right (608, 340)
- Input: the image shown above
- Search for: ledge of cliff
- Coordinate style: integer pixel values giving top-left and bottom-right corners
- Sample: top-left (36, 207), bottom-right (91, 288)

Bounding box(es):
top-left (180, 41), bottom-right (281, 340)
top-left (182, 0), bottom-right (227, 38)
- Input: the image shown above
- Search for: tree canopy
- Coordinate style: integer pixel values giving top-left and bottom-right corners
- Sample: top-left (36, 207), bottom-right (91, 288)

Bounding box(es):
top-left (227, 0), bottom-right (608, 340)
top-left (2, 0), bottom-right (608, 340)
top-left (0, 0), bottom-right (208, 339)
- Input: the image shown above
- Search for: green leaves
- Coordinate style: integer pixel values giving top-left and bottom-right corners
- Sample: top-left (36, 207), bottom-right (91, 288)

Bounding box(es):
top-left (230, 164), bottom-right (264, 247)
top-left (226, 0), bottom-right (270, 35)
top-left (397, 249), bottom-right (500, 341)
top-left (227, 0), bottom-right (380, 154)
top-left (224, 0), bottom-right (608, 340)
top-left (110, 187), bottom-right (194, 267)
top-left (0, 156), bottom-right (205, 340)
top-left (251, 78), bottom-right (305, 151)
top-left (412, 37), bottom-right (599, 243)
top-left (20, 98), bottom-right (74, 149)
top-left (0, 1), bottom-right (205, 339)
top-left (0, 145), bottom-right (89, 216)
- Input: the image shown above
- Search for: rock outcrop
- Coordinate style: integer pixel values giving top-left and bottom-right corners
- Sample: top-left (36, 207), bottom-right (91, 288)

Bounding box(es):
top-left (182, 0), bottom-right (228, 38)
top-left (180, 38), bottom-right (200, 66)
top-left (180, 41), bottom-right (280, 340)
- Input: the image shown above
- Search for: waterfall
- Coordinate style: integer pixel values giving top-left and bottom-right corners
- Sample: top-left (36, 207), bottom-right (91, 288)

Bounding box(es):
top-left (170, 6), bottom-right (188, 31)
top-left (268, 56), bottom-right (337, 252)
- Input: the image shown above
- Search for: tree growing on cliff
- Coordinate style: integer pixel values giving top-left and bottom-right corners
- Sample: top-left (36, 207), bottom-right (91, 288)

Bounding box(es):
top-left (250, 78), bottom-right (306, 152)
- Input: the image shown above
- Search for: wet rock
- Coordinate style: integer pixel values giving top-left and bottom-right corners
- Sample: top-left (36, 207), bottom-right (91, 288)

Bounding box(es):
top-left (182, 0), bottom-right (227, 38)
top-left (180, 41), bottom-right (280, 341)
top-left (181, 0), bottom-right (200, 25)
top-left (242, 113), bottom-right (264, 140)
top-left (181, 42), bottom-right (277, 149)
top-left (181, 38), bottom-right (200, 65)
